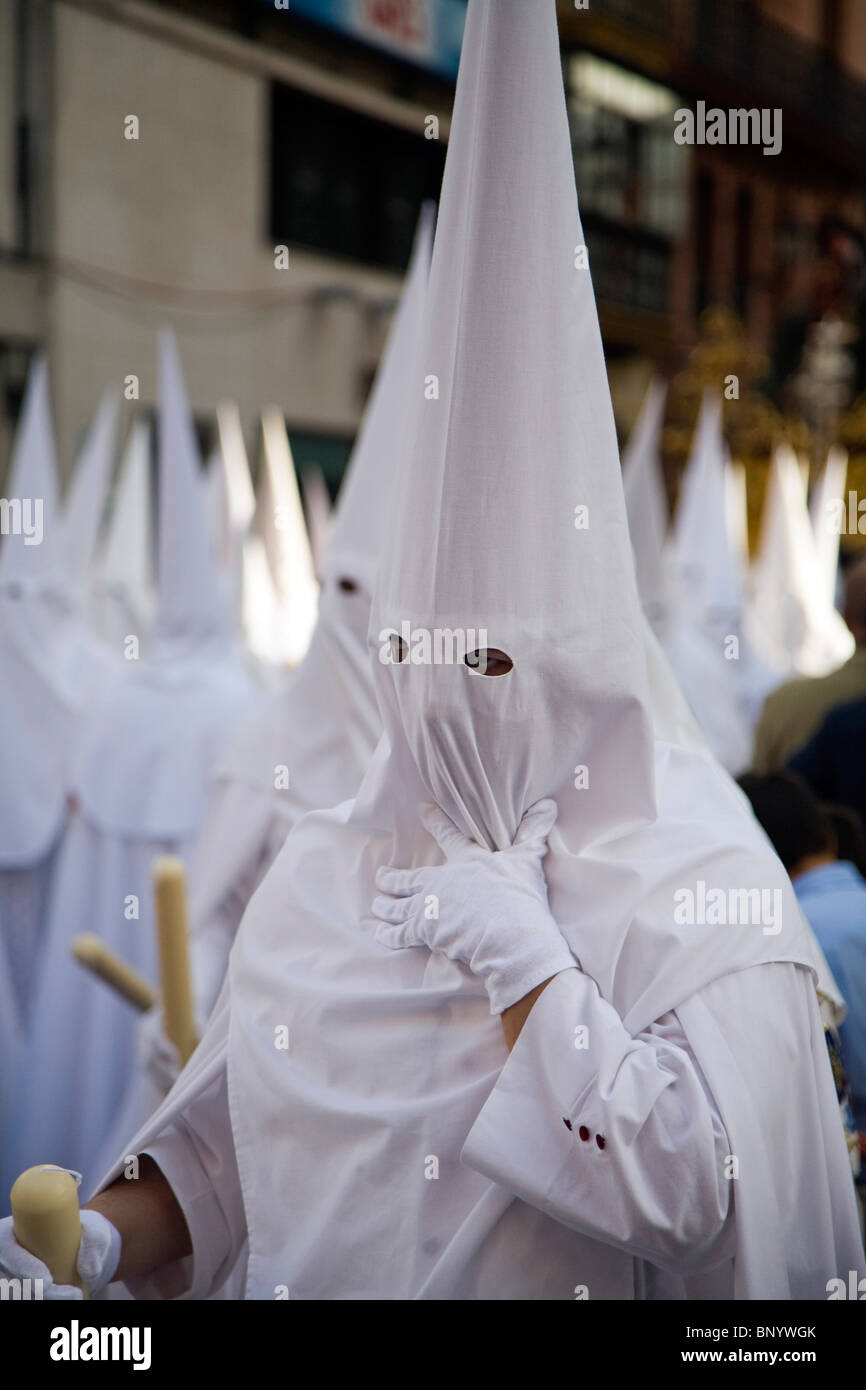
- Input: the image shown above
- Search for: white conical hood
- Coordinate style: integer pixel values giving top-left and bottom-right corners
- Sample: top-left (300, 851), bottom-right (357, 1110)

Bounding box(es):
top-left (747, 442), bottom-right (853, 677)
top-left (726, 457), bottom-right (749, 569)
top-left (256, 408), bottom-right (319, 667)
top-left (155, 330), bottom-right (228, 647)
top-left (0, 356), bottom-right (59, 587)
top-left (220, 198), bottom-right (436, 798)
top-left (59, 390), bottom-right (119, 599)
top-left (322, 200), bottom-right (436, 597)
top-left (92, 418), bottom-right (155, 644)
top-left (215, 401), bottom-right (256, 555)
top-left (622, 377), bottom-right (669, 622)
top-left (369, 0), bottom-right (656, 857)
top-left (300, 464), bottom-right (332, 578)
top-left (204, 402), bottom-right (256, 632)
top-left (810, 444), bottom-right (847, 608)
top-left (671, 392), bottom-right (744, 625)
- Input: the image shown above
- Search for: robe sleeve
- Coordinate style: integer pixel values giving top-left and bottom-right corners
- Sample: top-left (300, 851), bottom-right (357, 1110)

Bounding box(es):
top-left (461, 967), bottom-right (736, 1275)
top-left (122, 1063), bottom-right (246, 1300)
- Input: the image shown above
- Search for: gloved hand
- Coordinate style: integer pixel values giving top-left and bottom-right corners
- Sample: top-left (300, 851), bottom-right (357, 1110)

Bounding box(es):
top-left (368, 798), bottom-right (576, 1015)
top-left (137, 1005), bottom-right (203, 1096)
top-left (0, 1208), bottom-right (121, 1299)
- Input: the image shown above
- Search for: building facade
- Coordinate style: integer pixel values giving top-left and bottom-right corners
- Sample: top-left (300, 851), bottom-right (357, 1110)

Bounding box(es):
top-left (1, 0), bottom-right (864, 486)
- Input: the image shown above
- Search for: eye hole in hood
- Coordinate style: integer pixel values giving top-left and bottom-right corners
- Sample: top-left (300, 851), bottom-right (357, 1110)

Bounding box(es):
top-left (465, 648), bottom-right (513, 677)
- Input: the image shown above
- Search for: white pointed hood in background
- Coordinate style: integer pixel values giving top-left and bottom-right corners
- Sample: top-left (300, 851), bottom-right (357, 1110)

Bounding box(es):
top-left (319, 204), bottom-right (437, 598)
top-left (0, 356), bottom-right (59, 588)
top-left (71, 335), bottom-right (255, 841)
top-left (58, 391), bottom-right (119, 601)
top-left (91, 418), bottom-right (155, 647)
top-left (747, 442), bottom-right (853, 678)
top-left (671, 392), bottom-right (744, 627)
top-left (300, 463), bottom-right (332, 578)
top-left (203, 402), bottom-right (257, 636)
top-left (810, 444), bottom-right (847, 608)
top-left (177, 0), bottom-right (814, 1302)
top-left (154, 330), bottom-right (230, 651)
top-left (0, 357), bottom-right (72, 866)
top-left (254, 409), bottom-right (319, 668)
top-left (217, 200), bottom-right (436, 818)
top-left (622, 377), bottom-right (670, 624)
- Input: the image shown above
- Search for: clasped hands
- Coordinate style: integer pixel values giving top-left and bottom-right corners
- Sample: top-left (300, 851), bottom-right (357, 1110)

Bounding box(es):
top-left (366, 797), bottom-right (576, 1015)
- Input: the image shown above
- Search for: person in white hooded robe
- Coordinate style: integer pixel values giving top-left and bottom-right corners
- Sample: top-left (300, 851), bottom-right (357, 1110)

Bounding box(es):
top-left (0, 332), bottom-right (255, 1207)
top-left (3, 0), bottom-right (863, 1300)
top-left (165, 202), bottom-right (434, 1035)
top-left (0, 367), bottom-right (120, 1036)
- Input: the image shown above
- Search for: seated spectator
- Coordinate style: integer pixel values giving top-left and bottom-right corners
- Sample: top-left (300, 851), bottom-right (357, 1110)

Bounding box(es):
top-left (738, 772), bottom-right (866, 1165)
top-left (788, 696), bottom-right (866, 828)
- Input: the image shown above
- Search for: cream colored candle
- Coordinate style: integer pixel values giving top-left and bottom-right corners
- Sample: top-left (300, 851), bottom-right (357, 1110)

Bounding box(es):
top-left (10, 1165), bottom-right (88, 1296)
top-left (153, 855), bottom-right (197, 1065)
top-left (72, 933), bottom-right (158, 1013)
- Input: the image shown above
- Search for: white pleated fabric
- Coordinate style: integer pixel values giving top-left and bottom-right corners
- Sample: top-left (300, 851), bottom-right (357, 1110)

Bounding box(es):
top-left (96, 0), bottom-right (862, 1302)
top-left (1, 333), bottom-right (255, 1205)
top-left (747, 442), bottom-right (853, 678)
top-left (90, 418), bottom-right (156, 651)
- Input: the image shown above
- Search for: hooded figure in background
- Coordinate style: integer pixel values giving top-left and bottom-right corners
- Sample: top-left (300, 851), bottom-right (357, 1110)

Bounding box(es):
top-left (131, 203), bottom-right (434, 1110)
top-left (89, 418), bottom-right (156, 652)
top-left (1, 333), bottom-right (255, 1206)
top-left (0, 365), bottom-right (120, 1037)
top-left (83, 0), bottom-right (863, 1302)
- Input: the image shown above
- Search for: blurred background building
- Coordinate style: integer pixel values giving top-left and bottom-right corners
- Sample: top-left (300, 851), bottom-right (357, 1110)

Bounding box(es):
top-left (1, 0), bottom-right (865, 503)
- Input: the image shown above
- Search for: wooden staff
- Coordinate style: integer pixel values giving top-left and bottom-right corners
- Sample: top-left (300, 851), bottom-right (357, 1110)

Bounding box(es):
top-left (10, 1165), bottom-right (88, 1296)
top-left (71, 933), bottom-right (157, 1012)
top-left (153, 855), bottom-right (197, 1065)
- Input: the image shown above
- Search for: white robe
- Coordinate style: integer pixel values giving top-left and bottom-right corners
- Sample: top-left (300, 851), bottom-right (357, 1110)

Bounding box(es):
top-left (103, 937), bottom-right (862, 1299)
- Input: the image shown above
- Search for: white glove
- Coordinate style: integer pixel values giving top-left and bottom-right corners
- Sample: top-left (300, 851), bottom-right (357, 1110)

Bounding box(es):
top-left (137, 1005), bottom-right (205, 1096)
top-left (137, 1005), bottom-right (183, 1096)
top-left (0, 1208), bottom-right (121, 1299)
top-left (368, 799), bottom-right (576, 1015)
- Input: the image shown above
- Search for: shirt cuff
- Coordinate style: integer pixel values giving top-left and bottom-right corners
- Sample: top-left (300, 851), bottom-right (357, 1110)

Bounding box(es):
top-left (122, 1069), bottom-right (243, 1300)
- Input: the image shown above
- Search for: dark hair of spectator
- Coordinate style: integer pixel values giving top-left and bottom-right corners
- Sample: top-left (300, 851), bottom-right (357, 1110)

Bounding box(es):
top-left (736, 771), bottom-right (836, 873)
top-left (822, 802), bottom-right (866, 880)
